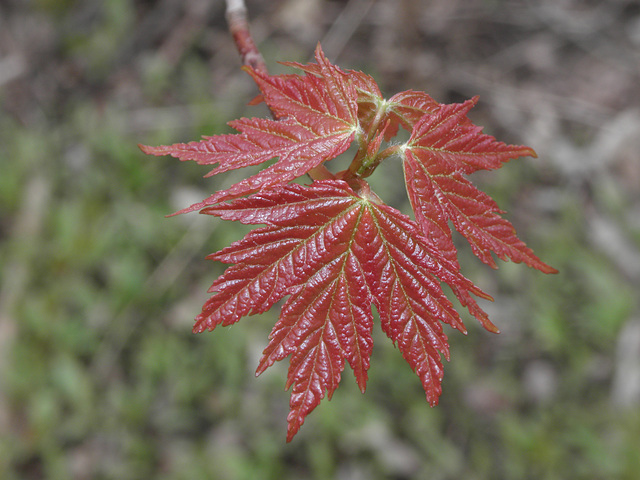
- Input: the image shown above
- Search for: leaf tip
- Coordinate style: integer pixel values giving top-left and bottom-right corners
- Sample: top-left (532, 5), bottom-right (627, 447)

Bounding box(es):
top-left (247, 93), bottom-right (264, 106)
top-left (313, 41), bottom-right (325, 58)
top-left (138, 143), bottom-right (161, 155)
top-left (539, 263), bottom-right (559, 275)
top-left (192, 322), bottom-right (207, 334)
top-left (255, 359), bottom-right (270, 378)
top-left (482, 320), bottom-right (501, 334)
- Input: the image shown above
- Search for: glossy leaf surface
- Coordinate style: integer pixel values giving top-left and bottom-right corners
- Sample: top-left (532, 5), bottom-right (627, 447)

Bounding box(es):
top-left (199, 181), bottom-right (486, 440)
top-left (142, 43), bottom-right (556, 441)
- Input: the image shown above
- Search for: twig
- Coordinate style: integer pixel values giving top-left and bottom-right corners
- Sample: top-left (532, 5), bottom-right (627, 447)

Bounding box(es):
top-left (225, 0), bottom-right (334, 181)
top-left (225, 0), bottom-right (268, 74)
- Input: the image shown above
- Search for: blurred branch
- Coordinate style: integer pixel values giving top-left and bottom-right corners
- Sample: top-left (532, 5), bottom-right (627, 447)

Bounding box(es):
top-left (318, 0), bottom-right (375, 60)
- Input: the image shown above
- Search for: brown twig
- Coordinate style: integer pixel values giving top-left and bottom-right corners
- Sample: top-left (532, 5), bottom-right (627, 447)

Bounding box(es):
top-left (225, 0), bottom-right (268, 75)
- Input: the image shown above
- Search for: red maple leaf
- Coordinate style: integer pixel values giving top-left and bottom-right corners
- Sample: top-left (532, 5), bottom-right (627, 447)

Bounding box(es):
top-left (141, 44), bottom-right (556, 441)
top-left (198, 180), bottom-right (488, 440)
top-left (140, 46), bottom-right (359, 211)
top-left (402, 97), bottom-right (556, 272)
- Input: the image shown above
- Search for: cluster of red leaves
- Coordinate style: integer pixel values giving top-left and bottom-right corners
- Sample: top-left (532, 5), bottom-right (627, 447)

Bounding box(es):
top-left (141, 45), bottom-right (556, 441)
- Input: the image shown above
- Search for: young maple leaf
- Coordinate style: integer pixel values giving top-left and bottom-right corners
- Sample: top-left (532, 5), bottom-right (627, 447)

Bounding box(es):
top-left (197, 180), bottom-right (489, 441)
top-left (140, 46), bottom-right (359, 211)
top-left (141, 43), bottom-right (556, 441)
top-left (401, 97), bottom-right (557, 273)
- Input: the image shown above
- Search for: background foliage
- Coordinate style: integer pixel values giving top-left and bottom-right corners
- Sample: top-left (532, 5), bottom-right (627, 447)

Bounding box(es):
top-left (1, 0), bottom-right (640, 478)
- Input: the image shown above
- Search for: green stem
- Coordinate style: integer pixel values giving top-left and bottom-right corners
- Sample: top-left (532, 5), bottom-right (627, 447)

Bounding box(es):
top-left (357, 144), bottom-right (400, 178)
top-left (347, 101), bottom-right (389, 177)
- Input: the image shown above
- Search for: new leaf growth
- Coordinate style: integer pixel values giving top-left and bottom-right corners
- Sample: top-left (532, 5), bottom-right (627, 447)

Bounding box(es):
top-left (140, 44), bottom-right (556, 441)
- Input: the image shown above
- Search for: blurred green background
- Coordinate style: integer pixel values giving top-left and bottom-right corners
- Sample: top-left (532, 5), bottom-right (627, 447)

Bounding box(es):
top-left (2, 0), bottom-right (640, 478)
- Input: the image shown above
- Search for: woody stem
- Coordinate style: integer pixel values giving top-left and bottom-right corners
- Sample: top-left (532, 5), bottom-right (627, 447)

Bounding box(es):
top-left (225, 0), bottom-right (267, 74)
